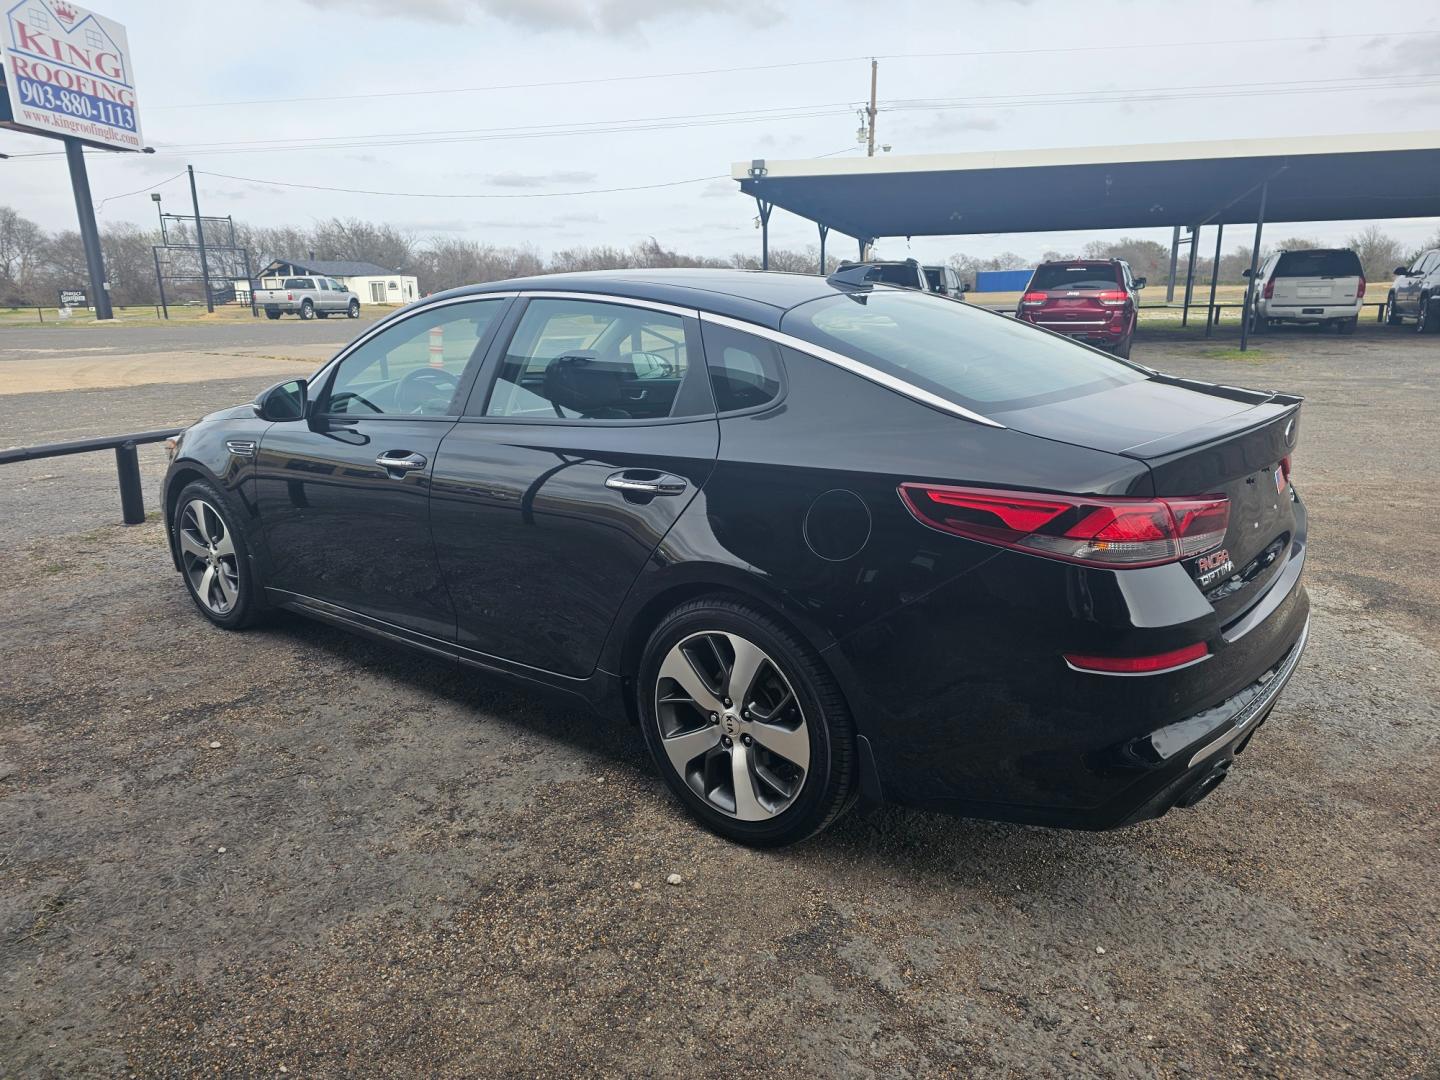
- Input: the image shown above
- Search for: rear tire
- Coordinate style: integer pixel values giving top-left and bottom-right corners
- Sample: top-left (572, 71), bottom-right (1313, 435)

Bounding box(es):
top-left (1111, 336), bottom-right (1132, 359)
top-left (1338, 316), bottom-right (1357, 335)
top-left (172, 480), bottom-right (263, 631)
top-left (637, 596), bottom-right (858, 847)
top-left (299, 300), bottom-right (315, 321)
top-left (1248, 307), bottom-right (1267, 335)
top-left (265, 309), bottom-right (281, 321)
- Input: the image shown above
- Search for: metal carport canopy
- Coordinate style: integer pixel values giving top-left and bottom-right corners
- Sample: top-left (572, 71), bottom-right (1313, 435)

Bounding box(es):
top-left (733, 130), bottom-right (1440, 241)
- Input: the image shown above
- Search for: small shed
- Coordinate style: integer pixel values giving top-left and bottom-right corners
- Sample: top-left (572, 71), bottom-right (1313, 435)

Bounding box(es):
top-left (257, 259), bottom-right (419, 306)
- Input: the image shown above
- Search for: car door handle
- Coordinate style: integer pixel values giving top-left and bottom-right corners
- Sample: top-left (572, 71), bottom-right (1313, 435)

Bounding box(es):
top-left (375, 451), bottom-right (427, 473)
top-left (604, 470), bottom-right (687, 496)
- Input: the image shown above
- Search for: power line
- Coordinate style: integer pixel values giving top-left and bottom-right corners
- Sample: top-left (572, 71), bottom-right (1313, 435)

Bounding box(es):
top-left (146, 30), bottom-right (1440, 111)
top-left (95, 171), bottom-right (187, 212)
top-left (194, 169), bottom-right (730, 199)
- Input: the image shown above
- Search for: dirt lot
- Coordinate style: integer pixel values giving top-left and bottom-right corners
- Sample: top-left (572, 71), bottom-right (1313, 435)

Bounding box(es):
top-left (2, 318), bottom-right (1438, 1078)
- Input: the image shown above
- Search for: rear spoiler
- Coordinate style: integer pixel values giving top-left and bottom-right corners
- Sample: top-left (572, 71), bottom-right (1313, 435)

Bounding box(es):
top-left (1120, 380), bottom-right (1302, 460)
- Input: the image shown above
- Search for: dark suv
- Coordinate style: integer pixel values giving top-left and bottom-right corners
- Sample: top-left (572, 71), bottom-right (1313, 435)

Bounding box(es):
top-left (1016, 260), bottom-right (1145, 357)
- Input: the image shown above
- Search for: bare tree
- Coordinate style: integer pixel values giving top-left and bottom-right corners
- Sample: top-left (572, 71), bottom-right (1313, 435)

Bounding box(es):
top-left (1347, 225), bottom-right (1405, 282)
top-left (0, 206), bottom-right (47, 303)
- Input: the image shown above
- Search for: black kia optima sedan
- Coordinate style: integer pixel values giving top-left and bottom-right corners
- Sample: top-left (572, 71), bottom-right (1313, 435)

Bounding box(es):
top-left (161, 269), bottom-right (1309, 846)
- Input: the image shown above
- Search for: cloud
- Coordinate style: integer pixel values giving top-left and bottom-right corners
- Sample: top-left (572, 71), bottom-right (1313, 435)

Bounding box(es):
top-left (1356, 35), bottom-right (1440, 75)
top-left (300, 0), bottom-right (783, 33)
top-left (908, 112), bottom-right (1001, 139)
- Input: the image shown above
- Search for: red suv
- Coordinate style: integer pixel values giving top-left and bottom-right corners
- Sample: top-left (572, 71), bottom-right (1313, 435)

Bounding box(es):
top-left (1016, 260), bottom-right (1145, 357)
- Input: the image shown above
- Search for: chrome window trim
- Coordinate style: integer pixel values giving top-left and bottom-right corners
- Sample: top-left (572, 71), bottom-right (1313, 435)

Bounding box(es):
top-left (514, 290), bottom-right (698, 319)
top-left (697, 311), bottom-right (1005, 428)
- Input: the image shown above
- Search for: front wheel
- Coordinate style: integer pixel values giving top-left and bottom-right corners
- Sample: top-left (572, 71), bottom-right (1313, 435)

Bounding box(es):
top-left (1387, 292), bottom-right (1402, 325)
top-left (299, 300), bottom-right (315, 321)
top-left (316, 310), bottom-right (330, 319)
top-left (638, 597), bottom-right (857, 847)
top-left (347, 300), bottom-right (360, 318)
top-left (1420, 296), bottom-right (1436, 335)
top-left (172, 480), bottom-right (262, 630)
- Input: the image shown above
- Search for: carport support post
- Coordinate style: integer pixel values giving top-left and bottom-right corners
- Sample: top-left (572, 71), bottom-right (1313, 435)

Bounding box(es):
top-left (1239, 181), bottom-right (1268, 354)
top-left (1181, 226), bottom-right (1200, 327)
top-left (755, 198), bottom-right (773, 271)
top-left (115, 441), bottom-right (145, 525)
top-left (1166, 226), bottom-right (1181, 303)
top-left (152, 248), bottom-right (169, 320)
top-left (243, 248), bottom-right (258, 318)
top-left (817, 224), bottom-right (829, 274)
top-left (1204, 224), bottom-right (1224, 338)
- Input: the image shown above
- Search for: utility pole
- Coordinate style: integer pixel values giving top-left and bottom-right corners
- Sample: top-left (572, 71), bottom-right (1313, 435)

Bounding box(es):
top-left (867, 58), bottom-right (878, 158)
top-left (187, 165), bottom-right (214, 313)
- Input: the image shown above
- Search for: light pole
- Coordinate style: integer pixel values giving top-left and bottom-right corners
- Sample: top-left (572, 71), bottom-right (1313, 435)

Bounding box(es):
top-left (151, 192), bottom-right (169, 319)
top-left (151, 192), bottom-right (164, 239)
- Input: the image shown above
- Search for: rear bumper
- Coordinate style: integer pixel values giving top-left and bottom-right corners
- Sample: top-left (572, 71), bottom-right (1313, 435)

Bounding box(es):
top-left (1019, 313), bottom-right (1129, 343)
top-left (1261, 302), bottom-right (1361, 321)
top-left (828, 506), bottom-right (1312, 830)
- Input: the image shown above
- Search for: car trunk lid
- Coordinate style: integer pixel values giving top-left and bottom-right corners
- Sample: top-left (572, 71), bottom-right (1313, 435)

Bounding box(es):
top-left (991, 376), bottom-right (1302, 625)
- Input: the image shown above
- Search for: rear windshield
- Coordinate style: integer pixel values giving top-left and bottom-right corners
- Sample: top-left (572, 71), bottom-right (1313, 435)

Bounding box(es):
top-left (783, 290), bottom-right (1147, 413)
top-left (1274, 250), bottom-right (1362, 278)
top-left (283, 277), bottom-right (312, 289)
top-left (1030, 264), bottom-right (1120, 291)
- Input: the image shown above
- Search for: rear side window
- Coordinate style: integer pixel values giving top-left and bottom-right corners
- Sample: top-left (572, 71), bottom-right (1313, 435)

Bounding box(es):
top-left (700, 322), bottom-right (783, 413)
top-left (783, 290), bottom-right (1145, 413)
top-left (855, 264), bottom-right (921, 289)
top-left (1273, 250), bottom-right (1362, 278)
top-left (1030, 264), bottom-right (1121, 290)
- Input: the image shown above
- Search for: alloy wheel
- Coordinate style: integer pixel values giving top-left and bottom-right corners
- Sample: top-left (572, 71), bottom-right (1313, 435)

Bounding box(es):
top-left (654, 631), bottom-right (810, 820)
top-left (178, 498), bottom-right (240, 615)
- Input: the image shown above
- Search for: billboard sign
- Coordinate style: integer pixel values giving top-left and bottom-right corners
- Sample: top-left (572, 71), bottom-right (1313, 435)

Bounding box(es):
top-left (0, 1), bottom-right (142, 150)
top-left (58, 287), bottom-right (87, 307)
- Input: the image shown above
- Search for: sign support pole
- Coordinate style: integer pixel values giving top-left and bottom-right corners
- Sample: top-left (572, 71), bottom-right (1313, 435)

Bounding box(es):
top-left (188, 165), bottom-right (214, 313)
top-left (64, 138), bottom-right (113, 321)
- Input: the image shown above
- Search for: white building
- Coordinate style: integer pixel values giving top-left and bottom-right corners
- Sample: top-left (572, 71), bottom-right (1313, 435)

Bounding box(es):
top-left (256, 259), bottom-right (420, 306)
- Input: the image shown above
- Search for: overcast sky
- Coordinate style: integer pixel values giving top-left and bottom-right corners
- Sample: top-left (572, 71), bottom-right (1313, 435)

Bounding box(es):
top-left (4, 0), bottom-right (1439, 266)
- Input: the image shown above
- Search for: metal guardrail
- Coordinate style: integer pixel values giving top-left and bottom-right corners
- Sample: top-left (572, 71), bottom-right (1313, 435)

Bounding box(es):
top-left (0, 428), bottom-right (183, 525)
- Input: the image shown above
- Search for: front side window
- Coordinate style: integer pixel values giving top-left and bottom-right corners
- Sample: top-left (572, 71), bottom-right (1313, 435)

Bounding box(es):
top-left (322, 300), bottom-right (502, 417)
top-left (783, 290), bottom-right (1146, 414)
top-left (484, 298), bottom-right (693, 421)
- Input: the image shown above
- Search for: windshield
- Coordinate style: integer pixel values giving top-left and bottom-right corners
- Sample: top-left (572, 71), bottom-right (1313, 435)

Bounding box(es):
top-left (1030, 264), bottom-right (1121, 291)
top-left (1273, 250), bottom-right (1362, 278)
top-left (783, 290), bottom-right (1147, 412)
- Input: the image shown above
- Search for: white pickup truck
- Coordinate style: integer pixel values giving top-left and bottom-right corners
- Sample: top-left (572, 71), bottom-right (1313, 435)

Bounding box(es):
top-left (254, 275), bottom-right (361, 320)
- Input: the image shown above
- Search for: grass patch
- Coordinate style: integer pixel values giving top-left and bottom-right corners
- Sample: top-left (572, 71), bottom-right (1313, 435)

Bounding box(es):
top-left (1199, 346), bottom-right (1270, 361)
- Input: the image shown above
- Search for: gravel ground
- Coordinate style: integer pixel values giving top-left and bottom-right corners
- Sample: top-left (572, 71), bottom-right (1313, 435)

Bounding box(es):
top-left (1, 319), bottom-right (1438, 1078)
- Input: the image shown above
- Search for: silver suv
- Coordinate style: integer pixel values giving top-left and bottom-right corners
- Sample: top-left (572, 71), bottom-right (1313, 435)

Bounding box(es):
top-left (1246, 248), bottom-right (1365, 334)
top-left (1387, 249), bottom-right (1440, 334)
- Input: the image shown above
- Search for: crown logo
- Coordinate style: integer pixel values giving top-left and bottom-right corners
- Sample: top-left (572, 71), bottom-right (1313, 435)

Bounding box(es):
top-left (53, 2), bottom-right (79, 24)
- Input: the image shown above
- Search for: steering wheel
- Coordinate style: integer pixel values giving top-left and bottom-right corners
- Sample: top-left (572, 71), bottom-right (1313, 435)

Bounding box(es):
top-left (397, 367), bottom-right (460, 414)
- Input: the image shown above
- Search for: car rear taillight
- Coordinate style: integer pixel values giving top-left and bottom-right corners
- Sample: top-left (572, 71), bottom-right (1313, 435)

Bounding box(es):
top-left (1262, 277), bottom-right (1275, 300)
top-left (1280, 455), bottom-right (1291, 483)
top-left (1096, 290), bottom-right (1127, 306)
top-left (1064, 642), bottom-right (1210, 675)
top-left (898, 484), bottom-right (1230, 568)
top-left (1357, 275), bottom-right (1366, 299)
top-left (1020, 291), bottom-right (1047, 306)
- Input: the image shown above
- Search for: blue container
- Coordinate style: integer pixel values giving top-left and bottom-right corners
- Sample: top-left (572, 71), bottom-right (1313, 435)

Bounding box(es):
top-left (975, 269), bottom-right (1034, 292)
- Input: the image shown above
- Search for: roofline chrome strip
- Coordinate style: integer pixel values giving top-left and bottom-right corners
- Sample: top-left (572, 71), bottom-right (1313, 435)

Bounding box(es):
top-left (698, 311), bottom-right (1006, 428)
top-left (516, 290), bottom-right (698, 319)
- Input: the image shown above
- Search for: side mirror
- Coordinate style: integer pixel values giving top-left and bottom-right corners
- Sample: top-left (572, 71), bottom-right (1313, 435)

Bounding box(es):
top-left (1394, 266), bottom-right (1410, 276)
top-left (254, 378), bottom-right (307, 421)
top-left (1133, 277), bottom-right (1147, 289)
top-left (1241, 268), bottom-right (1252, 278)
top-left (960, 281), bottom-right (972, 294)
